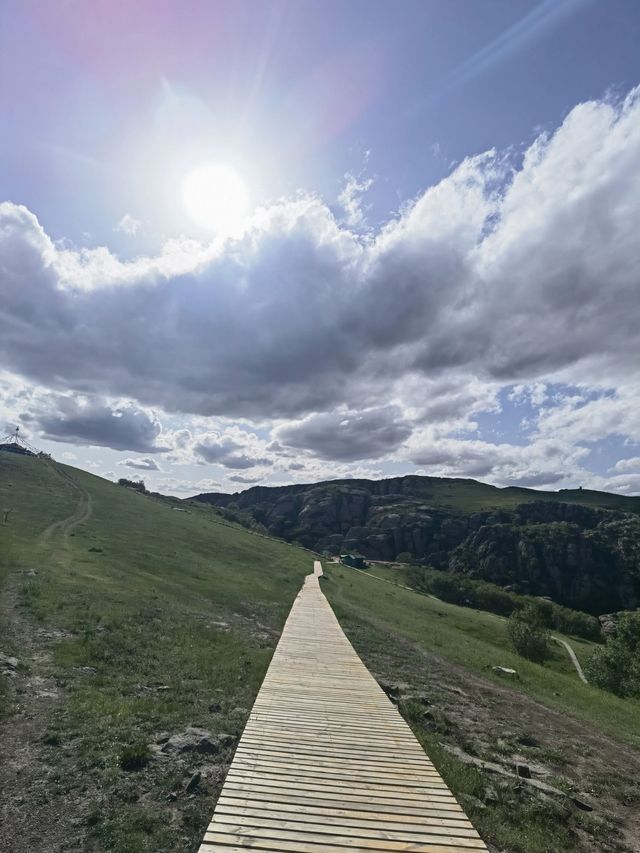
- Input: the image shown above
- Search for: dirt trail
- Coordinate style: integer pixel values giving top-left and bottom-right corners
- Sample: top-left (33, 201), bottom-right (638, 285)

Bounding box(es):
top-left (0, 574), bottom-right (76, 851)
top-left (1, 463), bottom-right (92, 851)
top-left (40, 463), bottom-right (92, 544)
top-left (552, 634), bottom-right (588, 683)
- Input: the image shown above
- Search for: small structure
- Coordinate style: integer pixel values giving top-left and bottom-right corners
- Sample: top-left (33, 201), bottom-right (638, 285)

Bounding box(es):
top-left (340, 553), bottom-right (368, 569)
top-left (0, 426), bottom-right (40, 457)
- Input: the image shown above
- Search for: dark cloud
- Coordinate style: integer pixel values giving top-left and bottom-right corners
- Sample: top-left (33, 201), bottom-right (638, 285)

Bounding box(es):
top-left (194, 434), bottom-right (272, 469)
top-left (411, 444), bottom-right (495, 478)
top-left (1, 88), bottom-right (639, 428)
top-left (277, 406), bottom-right (412, 461)
top-left (228, 474), bottom-right (262, 484)
top-left (194, 437), bottom-right (241, 464)
top-left (32, 396), bottom-right (166, 452)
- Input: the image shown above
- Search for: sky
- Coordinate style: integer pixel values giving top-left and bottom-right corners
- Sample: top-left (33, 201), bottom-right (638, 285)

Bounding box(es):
top-left (1, 0), bottom-right (640, 497)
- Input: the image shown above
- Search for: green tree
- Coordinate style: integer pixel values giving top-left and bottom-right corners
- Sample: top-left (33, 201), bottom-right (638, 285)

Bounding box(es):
top-left (395, 552), bottom-right (413, 564)
top-left (507, 603), bottom-right (550, 662)
top-left (585, 611), bottom-right (640, 697)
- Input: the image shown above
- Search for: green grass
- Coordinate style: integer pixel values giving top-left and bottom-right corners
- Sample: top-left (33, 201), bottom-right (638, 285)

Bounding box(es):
top-left (2, 454), bottom-right (638, 853)
top-left (0, 453), bottom-right (311, 851)
top-left (324, 563), bottom-right (639, 852)
top-left (324, 563), bottom-right (640, 746)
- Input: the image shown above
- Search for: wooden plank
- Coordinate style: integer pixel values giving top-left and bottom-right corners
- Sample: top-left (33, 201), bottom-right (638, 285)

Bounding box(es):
top-left (222, 781), bottom-right (463, 810)
top-left (204, 829), bottom-right (486, 850)
top-left (213, 810), bottom-right (480, 838)
top-left (196, 564), bottom-right (488, 853)
top-left (216, 800), bottom-right (471, 827)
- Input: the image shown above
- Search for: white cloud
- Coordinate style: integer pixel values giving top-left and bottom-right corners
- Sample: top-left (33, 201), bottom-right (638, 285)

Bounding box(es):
top-left (2, 87), bottom-right (640, 421)
top-left (114, 213), bottom-right (142, 236)
top-left (2, 86), bottom-right (640, 492)
top-left (406, 432), bottom-right (589, 489)
top-left (338, 172), bottom-right (373, 228)
top-left (118, 456), bottom-right (162, 471)
top-left (155, 477), bottom-right (220, 495)
top-left (611, 457), bottom-right (640, 475)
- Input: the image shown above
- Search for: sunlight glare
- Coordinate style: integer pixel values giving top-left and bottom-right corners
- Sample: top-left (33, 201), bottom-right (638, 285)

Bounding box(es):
top-left (181, 162), bottom-right (250, 234)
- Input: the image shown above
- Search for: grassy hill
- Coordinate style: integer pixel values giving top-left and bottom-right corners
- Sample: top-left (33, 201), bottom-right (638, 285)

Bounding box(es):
top-left (1, 453), bottom-right (639, 853)
top-left (0, 453), bottom-right (310, 852)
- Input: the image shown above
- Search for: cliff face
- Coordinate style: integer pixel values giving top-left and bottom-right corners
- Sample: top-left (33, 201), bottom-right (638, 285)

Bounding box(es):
top-left (449, 517), bottom-right (640, 615)
top-left (192, 477), bottom-right (640, 614)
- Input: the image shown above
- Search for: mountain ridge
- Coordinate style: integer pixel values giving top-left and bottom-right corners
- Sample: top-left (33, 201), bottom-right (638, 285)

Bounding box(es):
top-left (191, 475), bottom-right (640, 614)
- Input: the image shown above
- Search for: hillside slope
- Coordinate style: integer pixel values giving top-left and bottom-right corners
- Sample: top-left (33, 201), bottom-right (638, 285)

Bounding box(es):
top-left (193, 476), bottom-right (640, 613)
top-left (0, 453), bottom-right (310, 853)
top-left (323, 561), bottom-right (640, 853)
top-left (2, 455), bottom-right (639, 853)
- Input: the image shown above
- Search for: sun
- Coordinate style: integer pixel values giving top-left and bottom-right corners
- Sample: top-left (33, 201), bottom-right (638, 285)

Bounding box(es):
top-left (181, 162), bottom-right (250, 234)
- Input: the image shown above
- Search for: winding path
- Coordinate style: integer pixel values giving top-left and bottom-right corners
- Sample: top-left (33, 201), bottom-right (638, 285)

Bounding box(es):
top-left (40, 463), bottom-right (92, 543)
top-left (552, 636), bottom-right (588, 683)
top-left (198, 561), bottom-right (487, 852)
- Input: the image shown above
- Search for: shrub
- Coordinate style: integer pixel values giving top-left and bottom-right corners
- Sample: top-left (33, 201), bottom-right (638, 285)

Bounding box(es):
top-left (507, 604), bottom-right (550, 662)
top-left (396, 552), bottom-right (413, 564)
top-left (119, 742), bottom-right (151, 771)
top-left (407, 566), bottom-right (600, 641)
top-left (117, 478), bottom-right (146, 493)
top-left (585, 611), bottom-right (640, 697)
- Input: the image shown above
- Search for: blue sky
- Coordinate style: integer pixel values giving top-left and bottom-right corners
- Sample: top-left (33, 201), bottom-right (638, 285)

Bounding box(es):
top-left (1, 0), bottom-right (639, 495)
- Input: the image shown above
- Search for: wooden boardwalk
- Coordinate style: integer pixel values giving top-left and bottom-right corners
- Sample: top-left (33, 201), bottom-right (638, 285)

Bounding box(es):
top-left (198, 561), bottom-right (488, 853)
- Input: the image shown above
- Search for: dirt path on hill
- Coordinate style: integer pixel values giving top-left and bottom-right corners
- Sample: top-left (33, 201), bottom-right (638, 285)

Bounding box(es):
top-left (1, 464), bottom-right (94, 851)
top-left (331, 588), bottom-right (640, 853)
top-left (40, 463), bottom-right (92, 544)
top-left (552, 634), bottom-right (588, 683)
top-left (0, 574), bottom-right (77, 852)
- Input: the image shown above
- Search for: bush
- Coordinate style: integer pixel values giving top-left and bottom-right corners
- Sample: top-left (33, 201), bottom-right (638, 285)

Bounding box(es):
top-left (396, 552), bottom-right (413, 564)
top-left (407, 566), bottom-right (600, 641)
top-left (117, 478), bottom-right (146, 493)
top-left (119, 742), bottom-right (151, 771)
top-left (507, 604), bottom-right (550, 662)
top-left (585, 611), bottom-right (640, 697)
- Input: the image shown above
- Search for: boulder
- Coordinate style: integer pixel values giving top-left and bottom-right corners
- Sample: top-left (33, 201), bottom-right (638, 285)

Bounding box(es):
top-left (598, 612), bottom-right (619, 637)
top-left (161, 727), bottom-right (235, 755)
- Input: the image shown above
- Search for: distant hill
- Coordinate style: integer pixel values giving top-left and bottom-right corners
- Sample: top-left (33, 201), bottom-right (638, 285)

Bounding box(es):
top-left (192, 475), bottom-right (640, 614)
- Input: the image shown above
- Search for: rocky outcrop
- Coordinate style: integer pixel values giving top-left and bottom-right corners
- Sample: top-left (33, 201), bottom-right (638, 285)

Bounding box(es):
top-left (192, 477), bottom-right (640, 614)
top-left (448, 514), bottom-right (640, 614)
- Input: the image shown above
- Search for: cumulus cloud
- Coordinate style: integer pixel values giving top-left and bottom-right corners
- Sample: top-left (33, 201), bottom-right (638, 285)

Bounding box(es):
top-left (1, 86), bottom-right (639, 428)
top-left (28, 395), bottom-right (167, 452)
top-left (409, 433), bottom-right (588, 489)
top-left (118, 456), bottom-right (161, 471)
top-left (611, 457), bottom-right (640, 474)
top-left (2, 86), bottom-right (640, 491)
top-left (277, 406), bottom-right (412, 461)
top-left (228, 474), bottom-right (262, 484)
top-left (193, 429), bottom-right (274, 469)
top-left (114, 213), bottom-right (141, 236)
